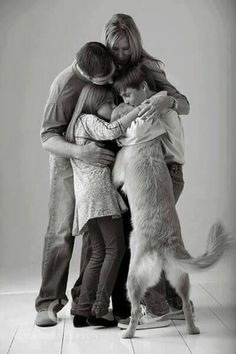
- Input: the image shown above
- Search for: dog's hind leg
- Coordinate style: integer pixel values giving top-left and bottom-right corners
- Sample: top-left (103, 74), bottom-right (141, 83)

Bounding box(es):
top-left (122, 253), bottom-right (162, 338)
top-left (122, 271), bottom-right (143, 339)
top-left (165, 263), bottom-right (200, 335)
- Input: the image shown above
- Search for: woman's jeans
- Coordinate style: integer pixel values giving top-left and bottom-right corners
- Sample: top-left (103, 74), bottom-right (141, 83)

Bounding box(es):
top-left (77, 216), bottom-right (125, 317)
top-left (35, 154), bottom-right (131, 316)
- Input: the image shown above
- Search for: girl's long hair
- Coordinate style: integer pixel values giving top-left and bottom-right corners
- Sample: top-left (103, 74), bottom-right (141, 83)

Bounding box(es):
top-left (66, 84), bottom-right (115, 143)
top-left (102, 13), bottom-right (163, 69)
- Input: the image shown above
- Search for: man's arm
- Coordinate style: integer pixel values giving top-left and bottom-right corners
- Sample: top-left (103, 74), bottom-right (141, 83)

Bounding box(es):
top-left (41, 97), bottom-right (115, 165)
top-left (42, 135), bottom-right (115, 166)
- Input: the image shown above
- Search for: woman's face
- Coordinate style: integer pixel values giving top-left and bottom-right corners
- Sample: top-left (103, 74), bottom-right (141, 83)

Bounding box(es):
top-left (97, 95), bottom-right (116, 121)
top-left (111, 36), bottom-right (131, 66)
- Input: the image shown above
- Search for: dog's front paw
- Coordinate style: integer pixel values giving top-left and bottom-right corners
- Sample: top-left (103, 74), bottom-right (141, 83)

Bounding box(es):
top-left (121, 329), bottom-right (135, 339)
top-left (188, 326), bottom-right (200, 335)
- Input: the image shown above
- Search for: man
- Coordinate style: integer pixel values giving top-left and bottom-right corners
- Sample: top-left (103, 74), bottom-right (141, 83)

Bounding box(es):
top-left (35, 42), bottom-right (116, 327)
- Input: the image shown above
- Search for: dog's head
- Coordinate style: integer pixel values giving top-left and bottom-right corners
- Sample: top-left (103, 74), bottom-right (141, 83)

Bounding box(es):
top-left (111, 103), bottom-right (134, 122)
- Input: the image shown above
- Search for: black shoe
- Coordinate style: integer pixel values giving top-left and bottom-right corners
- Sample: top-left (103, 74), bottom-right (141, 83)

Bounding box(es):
top-left (87, 315), bottom-right (118, 327)
top-left (73, 315), bottom-right (89, 327)
top-left (114, 311), bottom-right (131, 320)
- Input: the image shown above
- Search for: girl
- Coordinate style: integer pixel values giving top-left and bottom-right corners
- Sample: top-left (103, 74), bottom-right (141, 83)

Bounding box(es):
top-left (66, 83), bottom-right (151, 327)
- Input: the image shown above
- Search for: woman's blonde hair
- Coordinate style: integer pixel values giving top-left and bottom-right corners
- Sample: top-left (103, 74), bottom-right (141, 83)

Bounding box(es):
top-left (66, 84), bottom-right (115, 143)
top-left (102, 13), bottom-right (163, 68)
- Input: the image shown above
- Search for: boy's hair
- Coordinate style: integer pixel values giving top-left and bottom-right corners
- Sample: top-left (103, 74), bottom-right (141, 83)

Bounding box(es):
top-left (114, 63), bottom-right (163, 94)
top-left (76, 42), bottom-right (114, 78)
top-left (66, 83), bottom-right (116, 143)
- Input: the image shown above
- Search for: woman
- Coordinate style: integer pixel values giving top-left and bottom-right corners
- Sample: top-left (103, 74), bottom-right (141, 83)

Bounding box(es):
top-left (102, 13), bottom-right (190, 116)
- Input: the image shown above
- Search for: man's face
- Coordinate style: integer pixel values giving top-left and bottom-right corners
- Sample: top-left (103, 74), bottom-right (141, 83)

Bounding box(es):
top-left (120, 87), bottom-right (146, 107)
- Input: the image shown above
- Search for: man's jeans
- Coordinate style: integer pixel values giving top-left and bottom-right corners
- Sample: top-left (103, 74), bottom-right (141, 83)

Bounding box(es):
top-left (35, 155), bottom-right (75, 312)
top-left (144, 162), bottom-right (184, 316)
top-left (35, 154), bottom-right (131, 316)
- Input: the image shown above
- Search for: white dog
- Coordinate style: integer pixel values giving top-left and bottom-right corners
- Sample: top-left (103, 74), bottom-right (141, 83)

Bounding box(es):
top-left (112, 105), bottom-right (230, 339)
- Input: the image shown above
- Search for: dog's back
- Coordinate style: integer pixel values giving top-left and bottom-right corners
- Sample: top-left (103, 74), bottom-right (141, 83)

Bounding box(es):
top-left (117, 138), bottom-right (183, 256)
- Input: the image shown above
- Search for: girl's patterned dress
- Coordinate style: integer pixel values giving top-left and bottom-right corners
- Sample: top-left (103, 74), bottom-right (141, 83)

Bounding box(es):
top-left (70, 113), bottom-right (128, 236)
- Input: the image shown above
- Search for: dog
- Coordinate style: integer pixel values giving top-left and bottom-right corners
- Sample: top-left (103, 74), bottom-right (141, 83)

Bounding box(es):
top-left (111, 104), bottom-right (230, 339)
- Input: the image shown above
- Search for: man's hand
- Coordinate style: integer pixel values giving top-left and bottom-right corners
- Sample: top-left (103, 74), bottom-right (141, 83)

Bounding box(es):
top-left (78, 142), bottom-right (115, 166)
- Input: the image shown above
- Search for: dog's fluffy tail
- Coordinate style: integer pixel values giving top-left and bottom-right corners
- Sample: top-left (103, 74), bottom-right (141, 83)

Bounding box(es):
top-left (173, 221), bottom-right (232, 273)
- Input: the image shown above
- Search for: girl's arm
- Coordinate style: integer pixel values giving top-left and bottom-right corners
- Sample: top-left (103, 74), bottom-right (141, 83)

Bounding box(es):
top-left (77, 105), bottom-right (150, 141)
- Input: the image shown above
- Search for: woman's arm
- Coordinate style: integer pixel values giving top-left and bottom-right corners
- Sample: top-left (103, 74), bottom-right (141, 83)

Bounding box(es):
top-left (143, 59), bottom-right (190, 115)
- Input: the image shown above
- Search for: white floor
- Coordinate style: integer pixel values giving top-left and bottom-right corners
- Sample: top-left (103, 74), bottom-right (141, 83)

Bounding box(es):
top-left (0, 267), bottom-right (236, 354)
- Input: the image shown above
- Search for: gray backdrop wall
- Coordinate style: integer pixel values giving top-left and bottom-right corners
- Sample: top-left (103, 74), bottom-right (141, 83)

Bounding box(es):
top-left (0, 0), bottom-right (235, 282)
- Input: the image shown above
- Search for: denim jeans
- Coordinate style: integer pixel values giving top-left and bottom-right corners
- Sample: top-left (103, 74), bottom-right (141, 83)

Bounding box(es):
top-left (144, 162), bottom-right (184, 315)
top-left (77, 216), bottom-right (125, 317)
top-left (35, 154), bottom-right (76, 312)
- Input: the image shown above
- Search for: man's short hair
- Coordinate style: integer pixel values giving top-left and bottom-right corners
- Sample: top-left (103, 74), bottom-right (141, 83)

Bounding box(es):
top-left (76, 42), bottom-right (114, 78)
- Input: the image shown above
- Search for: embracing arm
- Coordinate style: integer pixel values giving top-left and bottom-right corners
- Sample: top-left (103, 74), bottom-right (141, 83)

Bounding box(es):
top-left (143, 59), bottom-right (190, 115)
top-left (153, 69), bottom-right (190, 115)
top-left (79, 105), bottom-right (151, 141)
top-left (42, 136), bottom-right (115, 165)
top-left (41, 102), bottom-right (114, 165)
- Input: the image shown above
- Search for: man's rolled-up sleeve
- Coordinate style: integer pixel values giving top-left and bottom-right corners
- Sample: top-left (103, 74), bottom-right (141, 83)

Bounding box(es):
top-left (40, 100), bottom-right (68, 143)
